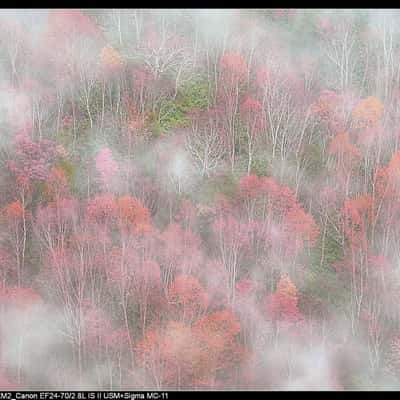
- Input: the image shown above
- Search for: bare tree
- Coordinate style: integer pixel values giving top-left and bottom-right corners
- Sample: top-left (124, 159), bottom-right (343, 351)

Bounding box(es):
top-left (185, 112), bottom-right (225, 177)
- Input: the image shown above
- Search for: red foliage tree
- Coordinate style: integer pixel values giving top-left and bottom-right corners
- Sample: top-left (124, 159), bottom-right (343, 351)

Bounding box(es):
top-left (6, 134), bottom-right (64, 191)
top-left (284, 204), bottom-right (320, 252)
top-left (193, 308), bottom-right (245, 379)
top-left (265, 274), bottom-right (301, 322)
top-left (328, 131), bottom-right (361, 170)
top-left (136, 307), bottom-right (244, 389)
top-left (375, 152), bottom-right (400, 222)
top-left (220, 52), bottom-right (248, 82)
top-left (239, 174), bottom-right (265, 201)
top-left (341, 195), bottom-right (374, 248)
top-left (117, 195), bottom-right (151, 235)
top-left (45, 166), bottom-right (70, 201)
top-left (217, 52), bottom-right (249, 171)
top-left (311, 90), bottom-right (341, 129)
top-left (47, 9), bottom-right (102, 41)
top-left (86, 194), bottom-right (117, 225)
top-left (168, 274), bottom-right (209, 323)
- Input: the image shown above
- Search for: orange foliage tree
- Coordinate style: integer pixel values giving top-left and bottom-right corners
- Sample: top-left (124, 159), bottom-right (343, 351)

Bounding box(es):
top-left (352, 96), bottom-right (384, 129)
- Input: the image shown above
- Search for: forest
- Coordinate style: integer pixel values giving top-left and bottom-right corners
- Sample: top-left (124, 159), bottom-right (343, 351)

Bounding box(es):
top-left (0, 9), bottom-right (400, 390)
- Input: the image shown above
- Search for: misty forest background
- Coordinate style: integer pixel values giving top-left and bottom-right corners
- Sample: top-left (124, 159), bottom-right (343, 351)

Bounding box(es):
top-left (1, 9), bottom-right (400, 390)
